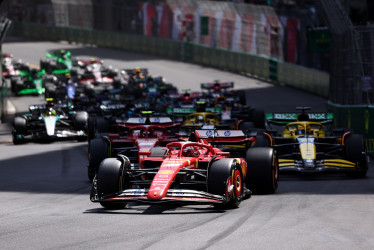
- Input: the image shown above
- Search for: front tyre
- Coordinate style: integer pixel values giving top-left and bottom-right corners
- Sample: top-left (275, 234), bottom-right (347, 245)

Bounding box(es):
top-left (208, 158), bottom-right (244, 209)
top-left (96, 157), bottom-right (129, 209)
top-left (246, 147), bottom-right (278, 194)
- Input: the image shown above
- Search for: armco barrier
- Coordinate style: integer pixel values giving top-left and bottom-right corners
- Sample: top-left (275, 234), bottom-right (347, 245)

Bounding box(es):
top-left (328, 101), bottom-right (374, 155)
top-left (8, 21), bottom-right (329, 98)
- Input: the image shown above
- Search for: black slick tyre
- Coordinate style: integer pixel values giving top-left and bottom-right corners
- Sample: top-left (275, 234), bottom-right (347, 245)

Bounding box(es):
top-left (253, 132), bottom-right (270, 147)
top-left (344, 133), bottom-right (368, 177)
top-left (88, 138), bottom-right (108, 181)
top-left (250, 109), bottom-right (265, 129)
top-left (246, 147), bottom-right (278, 194)
top-left (96, 158), bottom-right (128, 209)
top-left (208, 158), bottom-right (243, 209)
top-left (95, 117), bottom-right (110, 133)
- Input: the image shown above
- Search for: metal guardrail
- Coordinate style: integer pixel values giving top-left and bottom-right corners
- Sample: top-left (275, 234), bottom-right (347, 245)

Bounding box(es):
top-left (7, 21), bottom-right (330, 98)
top-left (0, 16), bottom-right (11, 123)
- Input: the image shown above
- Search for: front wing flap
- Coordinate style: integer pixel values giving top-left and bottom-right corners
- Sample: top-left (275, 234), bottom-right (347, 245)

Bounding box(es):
top-left (92, 188), bottom-right (227, 205)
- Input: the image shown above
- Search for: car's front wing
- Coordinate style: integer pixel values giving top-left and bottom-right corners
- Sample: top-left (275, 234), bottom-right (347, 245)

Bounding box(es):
top-left (278, 158), bottom-right (361, 173)
top-left (92, 188), bottom-right (227, 205)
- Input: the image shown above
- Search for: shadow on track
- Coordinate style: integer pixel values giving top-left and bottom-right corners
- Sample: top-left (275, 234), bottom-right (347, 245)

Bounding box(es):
top-left (85, 202), bottom-right (227, 215)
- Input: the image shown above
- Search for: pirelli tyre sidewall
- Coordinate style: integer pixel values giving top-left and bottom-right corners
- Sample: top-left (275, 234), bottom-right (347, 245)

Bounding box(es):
top-left (208, 158), bottom-right (244, 209)
top-left (245, 147), bottom-right (278, 194)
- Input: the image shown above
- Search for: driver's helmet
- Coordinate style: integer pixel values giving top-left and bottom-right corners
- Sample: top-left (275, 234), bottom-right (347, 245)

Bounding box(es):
top-left (296, 125), bottom-right (305, 135)
top-left (183, 147), bottom-right (197, 157)
top-left (197, 115), bottom-right (204, 123)
top-left (2, 57), bottom-right (12, 66)
top-left (45, 107), bottom-right (56, 116)
top-left (134, 67), bottom-right (144, 79)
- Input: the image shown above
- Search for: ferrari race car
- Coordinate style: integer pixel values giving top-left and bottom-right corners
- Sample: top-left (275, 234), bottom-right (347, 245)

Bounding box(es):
top-left (87, 116), bottom-right (180, 181)
top-left (200, 80), bottom-right (246, 105)
top-left (12, 99), bottom-right (88, 144)
top-left (255, 107), bottom-right (368, 176)
top-left (90, 130), bottom-right (278, 209)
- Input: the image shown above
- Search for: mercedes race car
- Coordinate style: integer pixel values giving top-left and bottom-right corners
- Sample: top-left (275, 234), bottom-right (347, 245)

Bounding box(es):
top-left (90, 130), bottom-right (278, 210)
top-left (255, 107), bottom-right (368, 176)
top-left (12, 99), bottom-right (88, 144)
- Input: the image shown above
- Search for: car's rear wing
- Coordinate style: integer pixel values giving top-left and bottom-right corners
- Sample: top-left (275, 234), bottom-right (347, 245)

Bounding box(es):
top-left (121, 68), bottom-right (148, 76)
top-left (194, 129), bottom-right (251, 144)
top-left (200, 81), bottom-right (234, 90)
top-left (125, 117), bottom-right (174, 125)
top-left (166, 107), bottom-right (222, 116)
top-left (100, 104), bottom-right (127, 111)
top-left (266, 112), bottom-right (334, 124)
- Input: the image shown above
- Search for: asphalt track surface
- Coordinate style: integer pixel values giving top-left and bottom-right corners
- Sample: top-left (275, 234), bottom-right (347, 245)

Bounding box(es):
top-left (0, 38), bottom-right (373, 250)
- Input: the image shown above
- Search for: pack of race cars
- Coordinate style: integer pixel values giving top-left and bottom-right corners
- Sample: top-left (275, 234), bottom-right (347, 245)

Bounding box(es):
top-left (4, 51), bottom-right (369, 210)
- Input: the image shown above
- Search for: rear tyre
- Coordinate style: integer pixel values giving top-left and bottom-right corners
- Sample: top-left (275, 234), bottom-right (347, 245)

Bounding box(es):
top-left (96, 158), bottom-right (129, 209)
top-left (344, 133), bottom-right (367, 177)
top-left (13, 116), bottom-right (27, 133)
top-left (149, 147), bottom-right (169, 156)
top-left (208, 158), bottom-right (243, 209)
top-left (246, 147), bottom-right (278, 194)
top-left (95, 117), bottom-right (111, 134)
top-left (87, 117), bottom-right (96, 141)
top-left (88, 138), bottom-right (108, 181)
top-left (250, 109), bottom-right (265, 129)
top-left (74, 111), bottom-right (88, 131)
top-left (253, 132), bottom-right (270, 147)
top-left (238, 121), bottom-right (254, 131)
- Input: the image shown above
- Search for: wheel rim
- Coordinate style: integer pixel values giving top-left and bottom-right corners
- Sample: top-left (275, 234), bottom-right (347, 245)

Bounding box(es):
top-left (234, 169), bottom-right (242, 198)
top-left (226, 177), bottom-right (233, 198)
top-left (273, 154), bottom-right (279, 189)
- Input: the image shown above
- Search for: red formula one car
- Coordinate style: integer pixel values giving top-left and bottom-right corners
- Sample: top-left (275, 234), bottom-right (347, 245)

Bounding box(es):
top-left (90, 131), bottom-right (278, 210)
top-left (87, 116), bottom-right (179, 181)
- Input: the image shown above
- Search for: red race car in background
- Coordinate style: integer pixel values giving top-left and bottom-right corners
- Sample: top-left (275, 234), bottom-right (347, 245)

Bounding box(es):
top-left (87, 116), bottom-right (180, 181)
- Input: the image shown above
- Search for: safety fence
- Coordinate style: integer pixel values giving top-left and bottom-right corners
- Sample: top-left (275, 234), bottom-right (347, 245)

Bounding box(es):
top-left (0, 0), bottom-right (330, 72)
top-left (7, 21), bottom-right (330, 98)
top-left (0, 16), bottom-right (11, 123)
